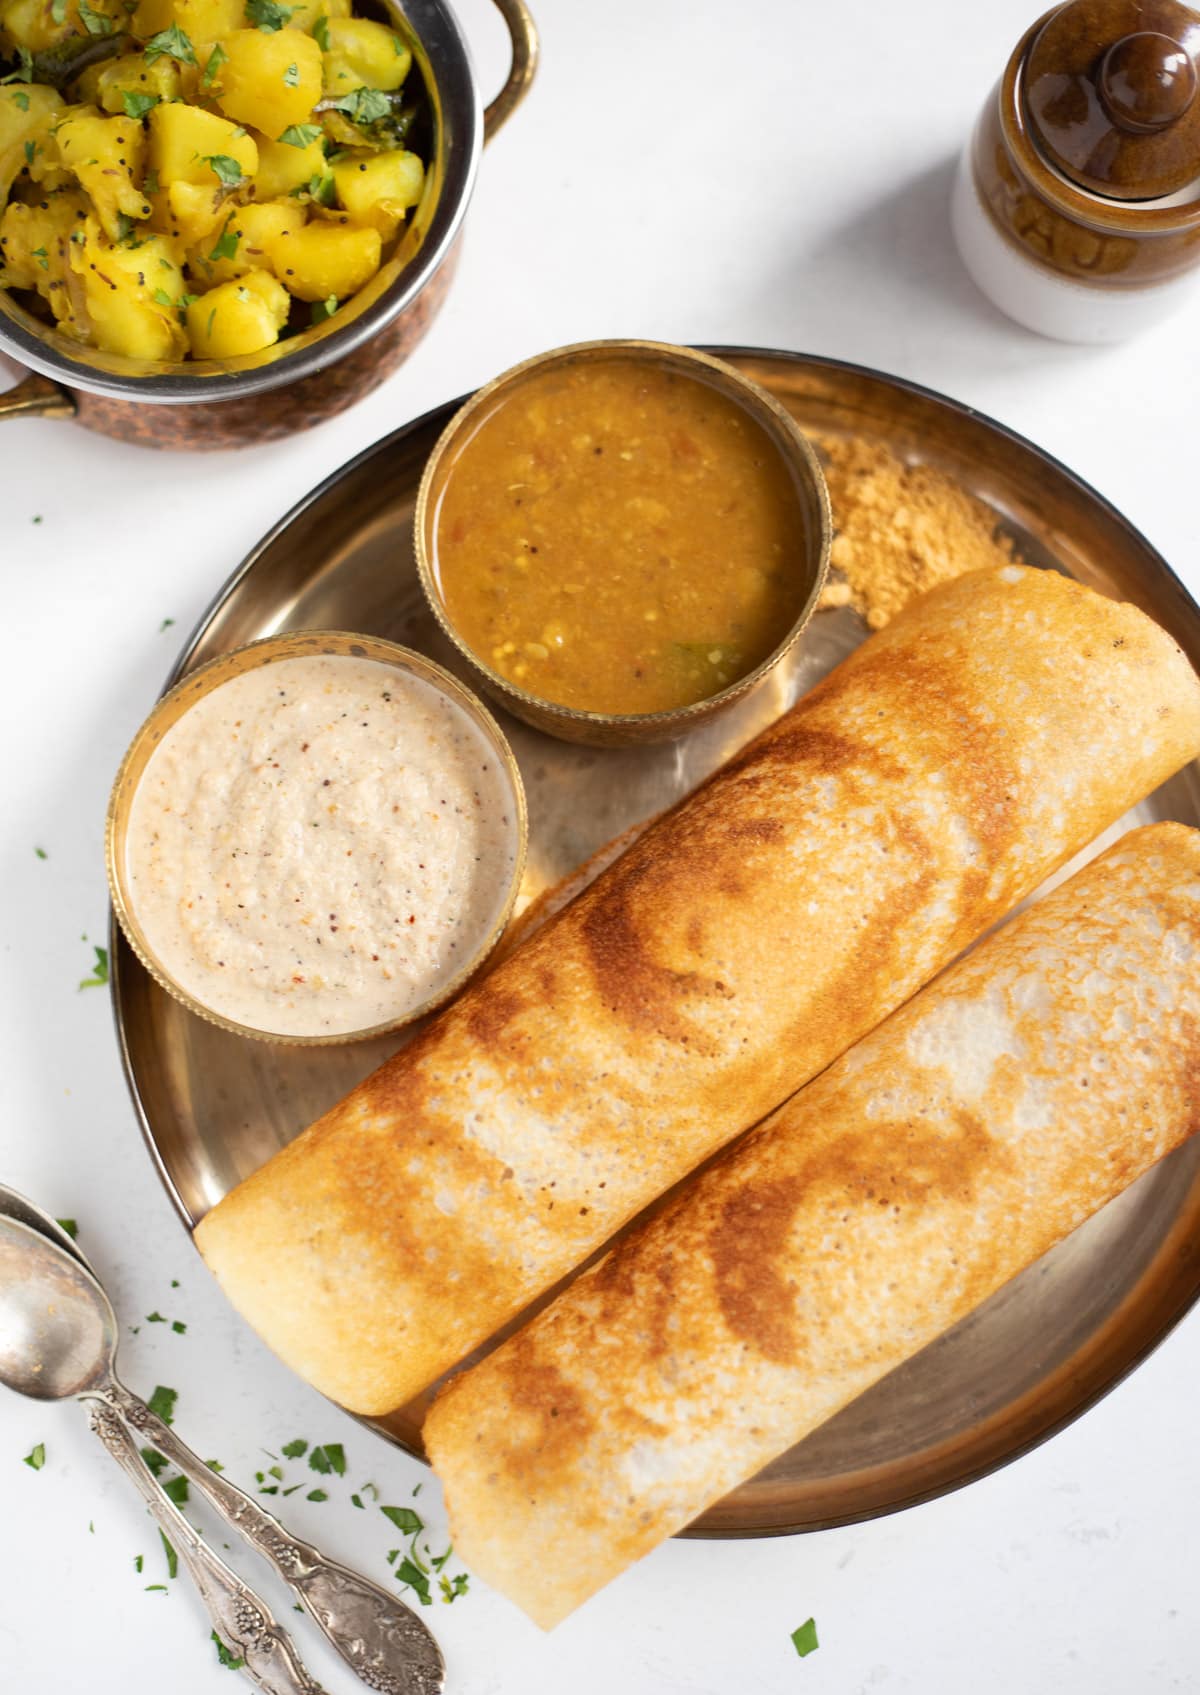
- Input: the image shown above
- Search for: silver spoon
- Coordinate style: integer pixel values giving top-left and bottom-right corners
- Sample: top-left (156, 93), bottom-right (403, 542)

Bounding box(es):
top-left (0, 1208), bottom-right (445, 1695)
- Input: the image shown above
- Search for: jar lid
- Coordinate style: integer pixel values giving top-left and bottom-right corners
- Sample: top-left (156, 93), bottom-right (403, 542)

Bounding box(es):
top-left (1025, 0), bottom-right (1200, 198)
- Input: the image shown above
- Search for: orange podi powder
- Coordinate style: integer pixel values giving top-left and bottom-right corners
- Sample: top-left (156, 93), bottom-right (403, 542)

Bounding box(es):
top-left (430, 357), bottom-right (810, 715)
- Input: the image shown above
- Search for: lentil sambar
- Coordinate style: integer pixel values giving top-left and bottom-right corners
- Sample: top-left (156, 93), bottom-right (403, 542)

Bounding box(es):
top-left (427, 355), bottom-right (813, 716)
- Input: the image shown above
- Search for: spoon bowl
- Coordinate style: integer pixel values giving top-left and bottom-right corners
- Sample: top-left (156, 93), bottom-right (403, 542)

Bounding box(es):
top-left (0, 1215), bottom-right (116, 1401)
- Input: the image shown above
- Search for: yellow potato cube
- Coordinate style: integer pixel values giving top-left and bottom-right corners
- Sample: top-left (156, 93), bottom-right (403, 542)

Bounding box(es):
top-left (0, 190), bottom-right (91, 343)
top-left (186, 265), bottom-right (289, 356)
top-left (271, 217), bottom-right (378, 300)
top-left (213, 29), bottom-right (322, 138)
top-left (84, 53), bottom-right (183, 117)
top-left (68, 214), bottom-right (188, 360)
top-left (332, 147), bottom-right (421, 237)
top-left (56, 111), bottom-right (152, 242)
top-left (131, 0), bottom-right (243, 37)
top-left (187, 196), bottom-right (305, 284)
top-left (164, 177), bottom-right (230, 246)
top-left (250, 127), bottom-right (326, 199)
top-left (0, 0), bottom-right (108, 50)
top-left (321, 16), bottom-right (410, 95)
top-left (0, 83), bottom-right (61, 205)
top-left (285, 0), bottom-right (349, 29)
top-left (147, 101), bottom-right (258, 188)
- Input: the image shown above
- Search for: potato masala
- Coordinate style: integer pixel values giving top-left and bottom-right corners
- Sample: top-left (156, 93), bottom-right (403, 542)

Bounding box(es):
top-left (0, 0), bottom-right (426, 360)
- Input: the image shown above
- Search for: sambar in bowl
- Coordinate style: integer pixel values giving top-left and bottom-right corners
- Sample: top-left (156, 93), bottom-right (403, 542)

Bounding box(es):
top-left (414, 339), bottom-right (830, 746)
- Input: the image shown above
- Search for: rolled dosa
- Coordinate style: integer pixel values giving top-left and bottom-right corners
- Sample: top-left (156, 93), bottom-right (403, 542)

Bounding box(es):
top-left (196, 566), bottom-right (1200, 1414)
top-left (426, 822), bottom-right (1200, 1627)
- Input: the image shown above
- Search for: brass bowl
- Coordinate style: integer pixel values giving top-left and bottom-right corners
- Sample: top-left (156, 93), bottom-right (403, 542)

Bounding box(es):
top-left (106, 629), bottom-right (527, 1046)
top-left (412, 339), bottom-right (832, 747)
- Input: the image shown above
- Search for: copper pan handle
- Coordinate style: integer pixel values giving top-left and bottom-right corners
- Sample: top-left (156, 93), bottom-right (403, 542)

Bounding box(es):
top-left (0, 368), bottom-right (76, 423)
top-left (483, 0), bottom-right (538, 142)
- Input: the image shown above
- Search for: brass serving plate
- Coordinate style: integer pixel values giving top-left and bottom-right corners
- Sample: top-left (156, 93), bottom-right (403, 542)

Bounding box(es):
top-left (113, 348), bottom-right (1200, 1538)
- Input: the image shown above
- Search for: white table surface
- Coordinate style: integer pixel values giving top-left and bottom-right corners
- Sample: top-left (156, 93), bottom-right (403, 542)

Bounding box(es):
top-left (3, 1), bottom-right (1199, 1689)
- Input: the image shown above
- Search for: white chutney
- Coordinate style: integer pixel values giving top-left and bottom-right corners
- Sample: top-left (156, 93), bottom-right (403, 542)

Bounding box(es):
top-left (124, 653), bottom-right (520, 1037)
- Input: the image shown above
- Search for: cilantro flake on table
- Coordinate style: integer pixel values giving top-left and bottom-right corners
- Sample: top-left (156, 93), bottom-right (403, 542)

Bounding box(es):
top-left (147, 1310), bottom-right (166, 1323)
top-left (205, 1458), bottom-right (224, 1473)
top-left (306, 1488), bottom-right (328, 1502)
top-left (147, 1384), bottom-right (177, 1425)
top-left (141, 1447), bottom-right (168, 1476)
top-left (56, 1217), bottom-right (76, 1237)
top-left (134, 1554), bottom-right (143, 1573)
top-left (162, 1474), bottom-right (189, 1506)
top-left (439, 1572), bottom-right (468, 1603)
top-left (159, 1528), bottom-right (177, 1579)
top-left (281, 1438), bottom-right (307, 1459)
top-left (791, 1617), bottom-right (819, 1659)
top-left (394, 1558), bottom-right (432, 1606)
top-left (144, 1584), bottom-right (167, 1593)
top-left (22, 1443), bottom-right (45, 1470)
top-left (78, 945), bottom-right (108, 990)
top-left (171, 1319), bottom-right (186, 1333)
top-left (144, 22), bottom-right (196, 64)
top-left (350, 1493), bottom-right (363, 1509)
top-left (34, 846), bottom-right (48, 859)
top-left (308, 1442), bottom-right (345, 1476)
top-left (211, 1631), bottom-right (245, 1670)
top-left (380, 1505), bottom-right (422, 1535)
top-left (160, 617), bottom-right (175, 632)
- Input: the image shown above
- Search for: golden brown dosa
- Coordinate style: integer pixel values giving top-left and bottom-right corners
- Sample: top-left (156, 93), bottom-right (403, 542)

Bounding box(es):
top-left (196, 566), bottom-right (1200, 1415)
top-left (426, 823), bottom-right (1200, 1627)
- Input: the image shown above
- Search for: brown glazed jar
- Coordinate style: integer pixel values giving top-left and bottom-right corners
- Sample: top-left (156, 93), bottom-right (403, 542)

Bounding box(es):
top-left (952, 0), bottom-right (1200, 340)
top-left (0, 0), bottom-right (536, 449)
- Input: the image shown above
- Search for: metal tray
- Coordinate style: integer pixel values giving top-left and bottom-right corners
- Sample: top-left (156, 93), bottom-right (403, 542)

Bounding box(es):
top-left (113, 348), bottom-right (1200, 1538)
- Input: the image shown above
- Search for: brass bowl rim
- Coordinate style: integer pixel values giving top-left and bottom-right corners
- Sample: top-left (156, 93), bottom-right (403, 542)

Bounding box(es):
top-left (105, 629), bottom-right (528, 1046)
top-left (411, 337), bottom-right (832, 742)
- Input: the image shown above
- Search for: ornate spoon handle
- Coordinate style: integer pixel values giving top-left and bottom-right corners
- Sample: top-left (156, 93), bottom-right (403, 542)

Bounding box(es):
top-left (85, 1398), bottom-right (327, 1695)
top-left (109, 1383), bottom-right (446, 1695)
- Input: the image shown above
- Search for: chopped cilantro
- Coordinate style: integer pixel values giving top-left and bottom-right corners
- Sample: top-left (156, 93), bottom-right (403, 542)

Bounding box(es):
top-left (308, 171), bottom-right (335, 206)
top-left (78, 944), bottom-right (108, 990)
top-left (312, 12), bottom-right (329, 49)
top-left (392, 33), bottom-right (405, 55)
top-left (245, 0), bottom-right (294, 29)
top-left (205, 1458), bottom-right (224, 1473)
top-left (144, 1584), bottom-right (167, 1593)
top-left (145, 23), bottom-right (196, 63)
top-left (35, 846), bottom-right (49, 860)
top-left (428, 1546), bottom-right (452, 1573)
top-left (380, 1505), bottom-right (422, 1535)
top-left (162, 1475), bottom-right (189, 1505)
top-left (56, 1217), bottom-right (76, 1237)
top-left (170, 1279), bottom-right (179, 1287)
top-left (121, 89), bottom-right (160, 119)
top-left (282, 60), bottom-right (298, 86)
top-left (281, 1484), bottom-right (301, 1496)
top-left (159, 1528), bottom-right (177, 1579)
top-left (350, 1493), bottom-right (363, 1509)
top-left (205, 306), bottom-right (216, 337)
top-left (171, 1319), bottom-right (186, 1333)
top-left (201, 41), bottom-right (227, 86)
top-left (211, 1632), bottom-right (245, 1670)
top-left (278, 122), bottom-right (321, 147)
top-left (791, 1618), bottom-right (819, 1659)
top-left (204, 154), bottom-right (244, 188)
top-left (281, 1439), bottom-right (307, 1459)
top-left (306, 1488), bottom-right (328, 1502)
top-left (22, 1443), bottom-right (45, 1470)
top-left (22, 138), bottom-right (35, 162)
top-left (144, 167), bottom-right (159, 195)
top-left (115, 212), bottom-right (135, 242)
top-left (77, 0), bottom-right (114, 34)
top-left (310, 294), bottom-right (337, 325)
top-left (30, 246), bottom-right (48, 271)
top-left (147, 1385), bottom-right (177, 1426)
top-left (394, 1558), bottom-right (432, 1606)
top-left (329, 85), bottom-right (390, 126)
top-left (209, 216), bottom-right (239, 261)
top-left (134, 1554), bottom-right (143, 1573)
top-left (14, 92), bottom-right (30, 113)
top-left (268, 1464), bottom-right (283, 1481)
top-left (411, 1482), bottom-right (422, 1497)
top-left (141, 1447), bottom-right (168, 1476)
top-left (439, 1572), bottom-right (468, 1602)
top-left (147, 1310), bottom-right (166, 1323)
top-left (153, 287), bottom-right (174, 307)
top-left (308, 1442), bottom-right (345, 1476)
top-left (51, 0), bottom-right (68, 20)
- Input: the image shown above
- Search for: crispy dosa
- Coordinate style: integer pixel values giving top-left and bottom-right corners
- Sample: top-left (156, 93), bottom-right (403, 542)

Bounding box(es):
top-left (196, 566), bottom-right (1200, 1414)
top-left (426, 823), bottom-right (1200, 1627)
